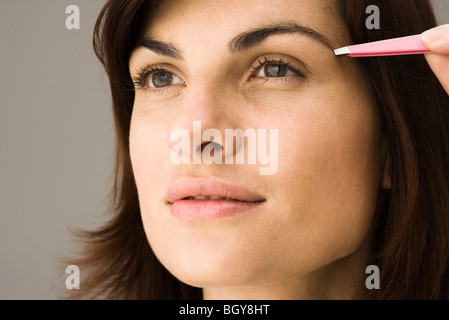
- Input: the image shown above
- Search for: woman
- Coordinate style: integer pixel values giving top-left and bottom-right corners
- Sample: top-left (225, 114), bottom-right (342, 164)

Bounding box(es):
top-left (67, 0), bottom-right (449, 299)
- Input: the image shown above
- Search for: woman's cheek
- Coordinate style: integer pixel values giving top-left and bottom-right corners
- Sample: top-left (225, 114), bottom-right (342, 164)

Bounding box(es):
top-left (130, 114), bottom-right (170, 197)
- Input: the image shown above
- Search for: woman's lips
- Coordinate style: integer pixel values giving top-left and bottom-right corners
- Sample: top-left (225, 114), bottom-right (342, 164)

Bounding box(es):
top-left (166, 178), bottom-right (266, 220)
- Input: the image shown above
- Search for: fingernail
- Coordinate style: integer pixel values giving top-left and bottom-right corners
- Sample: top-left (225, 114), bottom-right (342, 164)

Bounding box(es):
top-left (422, 25), bottom-right (448, 42)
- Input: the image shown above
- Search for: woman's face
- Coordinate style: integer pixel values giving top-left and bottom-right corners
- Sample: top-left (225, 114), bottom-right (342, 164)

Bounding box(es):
top-left (129, 0), bottom-right (389, 298)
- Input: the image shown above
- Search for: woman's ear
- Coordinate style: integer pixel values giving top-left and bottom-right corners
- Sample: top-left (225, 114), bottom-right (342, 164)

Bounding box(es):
top-left (381, 140), bottom-right (392, 190)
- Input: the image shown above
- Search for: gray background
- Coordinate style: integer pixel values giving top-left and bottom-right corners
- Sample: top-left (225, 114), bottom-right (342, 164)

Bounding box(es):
top-left (0, 0), bottom-right (448, 300)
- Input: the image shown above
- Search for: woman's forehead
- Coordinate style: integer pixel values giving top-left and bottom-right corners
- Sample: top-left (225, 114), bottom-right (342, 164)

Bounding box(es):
top-left (145, 0), bottom-right (346, 45)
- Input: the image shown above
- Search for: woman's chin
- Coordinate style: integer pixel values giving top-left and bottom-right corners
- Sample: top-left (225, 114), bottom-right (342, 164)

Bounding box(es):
top-left (158, 247), bottom-right (277, 289)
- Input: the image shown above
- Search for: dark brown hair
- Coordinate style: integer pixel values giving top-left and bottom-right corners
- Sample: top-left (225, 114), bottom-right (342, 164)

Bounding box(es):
top-left (65, 0), bottom-right (449, 299)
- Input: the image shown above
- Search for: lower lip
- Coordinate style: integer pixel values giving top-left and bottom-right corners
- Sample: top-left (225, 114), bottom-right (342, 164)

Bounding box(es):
top-left (170, 199), bottom-right (264, 220)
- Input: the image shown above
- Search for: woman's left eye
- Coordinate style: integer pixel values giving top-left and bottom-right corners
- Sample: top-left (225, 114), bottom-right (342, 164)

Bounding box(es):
top-left (251, 57), bottom-right (305, 79)
top-left (255, 62), bottom-right (297, 78)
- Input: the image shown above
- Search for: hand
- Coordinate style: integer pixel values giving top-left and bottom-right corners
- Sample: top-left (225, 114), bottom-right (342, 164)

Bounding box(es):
top-left (422, 24), bottom-right (449, 95)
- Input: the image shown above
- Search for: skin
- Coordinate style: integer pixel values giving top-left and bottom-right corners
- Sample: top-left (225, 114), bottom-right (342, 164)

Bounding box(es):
top-left (126, 0), bottom-right (435, 300)
top-left (422, 23), bottom-right (449, 95)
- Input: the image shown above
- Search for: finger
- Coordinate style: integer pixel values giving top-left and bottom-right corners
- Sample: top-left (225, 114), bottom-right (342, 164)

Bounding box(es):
top-left (424, 53), bottom-right (449, 95)
top-left (421, 24), bottom-right (449, 54)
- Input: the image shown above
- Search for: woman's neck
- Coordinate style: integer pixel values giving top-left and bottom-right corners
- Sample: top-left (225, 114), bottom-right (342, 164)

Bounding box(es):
top-left (202, 239), bottom-right (371, 300)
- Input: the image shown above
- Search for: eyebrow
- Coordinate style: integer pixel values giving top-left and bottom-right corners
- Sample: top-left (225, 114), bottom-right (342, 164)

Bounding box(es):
top-left (136, 37), bottom-right (183, 59)
top-left (229, 22), bottom-right (335, 52)
top-left (135, 22), bottom-right (334, 58)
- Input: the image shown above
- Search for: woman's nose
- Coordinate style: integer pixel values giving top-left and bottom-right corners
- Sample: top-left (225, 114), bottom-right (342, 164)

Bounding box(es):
top-left (167, 84), bottom-right (241, 164)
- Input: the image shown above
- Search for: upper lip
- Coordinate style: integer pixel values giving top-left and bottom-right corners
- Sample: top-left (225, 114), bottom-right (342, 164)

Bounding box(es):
top-left (166, 177), bottom-right (266, 204)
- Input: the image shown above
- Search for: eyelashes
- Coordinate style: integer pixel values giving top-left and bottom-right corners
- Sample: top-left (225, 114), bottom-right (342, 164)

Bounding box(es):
top-left (132, 66), bottom-right (175, 91)
top-left (132, 55), bottom-right (307, 93)
top-left (250, 56), bottom-right (306, 79)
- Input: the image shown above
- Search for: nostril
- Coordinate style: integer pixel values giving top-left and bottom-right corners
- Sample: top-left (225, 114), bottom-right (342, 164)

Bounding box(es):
top-left (197, 141), bottom-right (223, 155)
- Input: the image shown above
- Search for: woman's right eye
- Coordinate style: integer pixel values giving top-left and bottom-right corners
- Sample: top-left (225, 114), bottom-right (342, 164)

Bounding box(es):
top-left (133, 67), bottom-right (185, 91)
top-left (148, 70), bottom-right (184, 88)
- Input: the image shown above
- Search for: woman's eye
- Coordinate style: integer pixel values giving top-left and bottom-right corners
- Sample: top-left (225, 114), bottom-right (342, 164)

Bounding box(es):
top-left (255, 63), bottom-right (296, 78)
top-left (148, 70), bottom-right (184, 88)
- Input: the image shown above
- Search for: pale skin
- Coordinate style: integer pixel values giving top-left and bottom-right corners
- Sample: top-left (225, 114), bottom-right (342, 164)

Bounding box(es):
top-left (128, 0), bottom-right (449, 300)
top-left (422, 24), bottom-right (449, 95)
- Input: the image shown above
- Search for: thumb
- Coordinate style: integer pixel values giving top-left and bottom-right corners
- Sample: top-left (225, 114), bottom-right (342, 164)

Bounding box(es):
top-left (421, 24), bottom-right (449, 53)
top-left (421, 24), bottom-right (449, 95)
